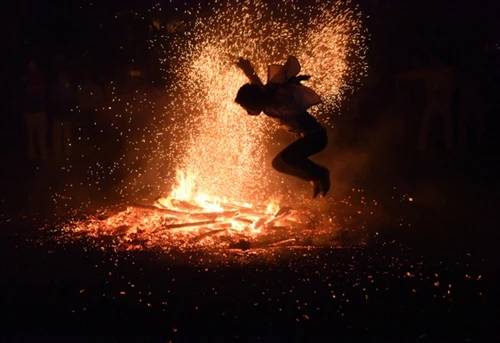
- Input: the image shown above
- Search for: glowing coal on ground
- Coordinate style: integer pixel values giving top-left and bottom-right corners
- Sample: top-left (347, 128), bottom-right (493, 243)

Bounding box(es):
top-left (49, 0), bottom-right (368, 253)
top-left (52, 170), bottom-right (339, 253)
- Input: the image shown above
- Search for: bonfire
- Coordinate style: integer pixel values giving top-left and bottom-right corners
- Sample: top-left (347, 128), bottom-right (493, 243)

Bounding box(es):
top-left (56, 171), bottom-right (337, 252)
top-left (47, 0), bottom-right (367, 253)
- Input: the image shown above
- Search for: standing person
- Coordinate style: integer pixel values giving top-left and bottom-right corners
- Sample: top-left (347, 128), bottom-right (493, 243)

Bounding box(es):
top-left (235, 56), bottom-right (330, 198)
top-left (77, 69), bottom-right (104, 115)
top-left (50, 70), bottom-right (75, 160)
top-left (22, 60), bottom-right (48, 161)
top-left (459, 58), bottom-right (486, 149)
top-left (399, 56), bottom-right (456, 152)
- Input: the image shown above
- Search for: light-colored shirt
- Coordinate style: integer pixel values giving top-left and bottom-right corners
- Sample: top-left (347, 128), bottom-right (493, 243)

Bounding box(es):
top-left (263, 56), bottom-right (323, 135)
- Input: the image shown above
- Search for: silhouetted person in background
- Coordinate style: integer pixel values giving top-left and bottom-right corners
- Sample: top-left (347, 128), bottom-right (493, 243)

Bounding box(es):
top-left (77, 69), bottom-right (104, 117)
top-left (459, 58), bottom-right (485, 149)
top-left (235, 56), bottom-right (330, 198)
top-left (50, 70), bottom-right (75, 160)
top-left (399, 56), bottom-right (456, 152)
top-left (394, 54), bottom-right (426, 151)
top-left (22, 60), bottom-right (48, 161)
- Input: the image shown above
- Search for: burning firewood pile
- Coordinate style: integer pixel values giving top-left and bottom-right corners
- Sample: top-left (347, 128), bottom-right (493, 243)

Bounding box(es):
top-left (54, 197), bottom-right (338, 252)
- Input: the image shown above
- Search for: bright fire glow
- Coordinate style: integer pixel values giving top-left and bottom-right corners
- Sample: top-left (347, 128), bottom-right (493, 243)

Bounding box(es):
top-left (158, 0), bottom-right (368, 205)
top-left (50, 0), bottom-right (367, 252)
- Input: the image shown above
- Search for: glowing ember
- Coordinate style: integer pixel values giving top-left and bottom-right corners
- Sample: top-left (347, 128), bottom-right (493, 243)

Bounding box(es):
top-left (51, 0), bottom-right (367, 252)
top-left (55, 169), bottom-right (337, 252)
top-left (56, 198), bottom-right (337, 252)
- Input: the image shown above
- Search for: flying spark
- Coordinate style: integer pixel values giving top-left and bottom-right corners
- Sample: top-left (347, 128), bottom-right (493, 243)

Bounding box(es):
top-left (52, 0), bottom-right (369, 252)
top-left (154, 0), bottom-right (368, 204)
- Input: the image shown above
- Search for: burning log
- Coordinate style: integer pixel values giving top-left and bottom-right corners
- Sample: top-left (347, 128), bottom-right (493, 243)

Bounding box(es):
top-left (262, 206), bottom-right (293, 228)
top-left (237, 208), bottom-right (273, 218)
top-left (187, 210), bottom-right (239, 221)
top-left (116, 225), bottom-right (130, 233)
top-left (228, 239), bottom-right (252, 251)
top-left (275, 219), bottom-right (308, 229)
top-left (96, 204), bottom-right (128, 220)
top-left (160, 219), bottom-right (220, 230)
top-left (169, 200), bottom-right (205, 212)
top-left (268, 206), bottom-right (292, 221)
top-left (252, 217), bottom-right (270, 231)
top-left (262, 225), bottom-right (292, 231)
top-left (222, 203), bottom-right (262, 213)
top-left (268, 238), bottom-right (296, 247)
top-left (190, 228), bottom-right (227, 242)
top-left (229, 238), bottom-right (297, 250)
top-left (232, 217), bottom-right (254, 225)
top-left (130, 203), bottom-right (189, 217)
top-left (141, 201), bottom-right (241, 221)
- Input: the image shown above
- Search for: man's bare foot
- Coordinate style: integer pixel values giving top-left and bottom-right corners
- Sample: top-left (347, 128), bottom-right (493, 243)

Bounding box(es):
top-left (319, 171), bottom-right (330, 197)
top-left (312, 180), bottom-right (322, 199)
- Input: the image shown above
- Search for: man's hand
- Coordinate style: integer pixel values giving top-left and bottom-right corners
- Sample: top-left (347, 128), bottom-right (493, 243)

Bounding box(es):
top-left (236, 57), bottom-right (253, 71)
top-left (236, 57), bottom-right (263, 86)
top-left (289, 75), bottom-right (311, 84)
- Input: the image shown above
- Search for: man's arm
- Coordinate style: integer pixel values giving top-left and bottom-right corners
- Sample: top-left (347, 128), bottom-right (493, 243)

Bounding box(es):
top-left (287, 75), bottom-right (311, 84)
top-left (395, 68), bottom-right (428, 91)
top-left (397, 68), bottom-right (429, 81)
top-left (236, 58), bottom-right (263, 86)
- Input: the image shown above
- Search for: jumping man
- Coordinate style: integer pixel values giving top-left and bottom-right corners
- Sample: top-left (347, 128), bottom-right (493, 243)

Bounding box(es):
top-left (235, 56), bottom-right (330, 198)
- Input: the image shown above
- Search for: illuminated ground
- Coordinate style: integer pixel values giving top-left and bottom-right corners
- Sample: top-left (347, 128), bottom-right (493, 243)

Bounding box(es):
top-left (0, 182), bottom-right (497, 342)
top-left (0, 133), bottom-right (498, 342)
top-left (0, 224), bottom-right (494, 341)
top-left (42, 198), bottom-right (343, 254)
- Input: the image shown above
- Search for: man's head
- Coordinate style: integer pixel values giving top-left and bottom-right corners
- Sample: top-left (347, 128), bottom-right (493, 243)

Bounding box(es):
top-left (235, 84), bottom-right (268, 115)
top-left (428, 55), bottom-right (443, 68)
top-left (28, 60), bottom-right (37, 72)
top-left (59, 70), bottom-right (68, 80)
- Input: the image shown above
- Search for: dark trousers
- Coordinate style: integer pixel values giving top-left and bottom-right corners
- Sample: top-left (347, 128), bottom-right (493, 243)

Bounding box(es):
top-left (272, 128), bottom-right (328, 181)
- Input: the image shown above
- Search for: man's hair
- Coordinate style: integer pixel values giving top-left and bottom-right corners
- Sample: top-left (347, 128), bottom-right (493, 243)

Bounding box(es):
top-left (235, 83), bottom-right (264, 108)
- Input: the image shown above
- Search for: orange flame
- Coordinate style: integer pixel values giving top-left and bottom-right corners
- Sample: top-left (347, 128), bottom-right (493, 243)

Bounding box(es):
top-left (155, 170), bottom-right (280, 233)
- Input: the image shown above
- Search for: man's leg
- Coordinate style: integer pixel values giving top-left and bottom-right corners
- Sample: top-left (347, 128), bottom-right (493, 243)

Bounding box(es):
top-left (53, 120), bottom-right (62, 160)
top-left (272, 130), bottom-right (329, 196)
top-left (476, 105), bottom-right (485, 146)
top-left (417, 105), bottom-right (435, 152)
top-left (35, 112), bottom-right (48, 160)
top-left (62, 121), bottom-right (72, 157)
top-left (440, 100), bottom-right (453, 152)
top-left (25, 113), bottom-right (37, 160)
top-left (459, 100), bottom-right (469, 149)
